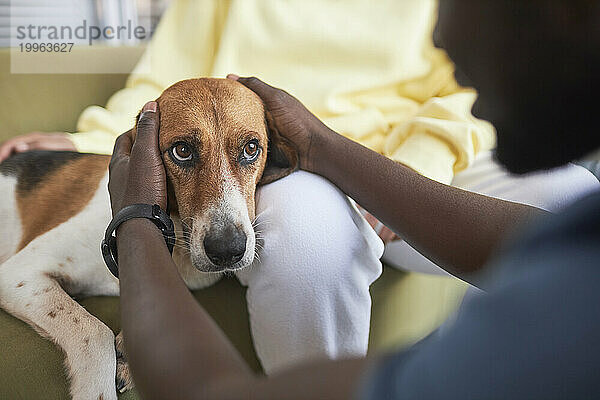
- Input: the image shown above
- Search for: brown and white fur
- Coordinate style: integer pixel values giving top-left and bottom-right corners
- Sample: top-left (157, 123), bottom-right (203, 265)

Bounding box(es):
top-left (0, 78), bottom-right (297, 400)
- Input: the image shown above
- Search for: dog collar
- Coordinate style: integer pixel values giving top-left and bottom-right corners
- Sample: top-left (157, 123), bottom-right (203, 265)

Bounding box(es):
top-left (101, 204), bottom-right (175, 278)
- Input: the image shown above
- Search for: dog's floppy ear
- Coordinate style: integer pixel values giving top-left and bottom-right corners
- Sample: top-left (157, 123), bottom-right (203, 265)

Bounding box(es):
top-left (259, 111), bottom-right (299, 185)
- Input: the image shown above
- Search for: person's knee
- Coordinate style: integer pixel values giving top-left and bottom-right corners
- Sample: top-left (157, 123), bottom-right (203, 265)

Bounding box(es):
top-left (258, 171), bottom-right (351, 231)
top-left (257, 171), bottom-right (365, 251)
top-left (249, 171), bottom-right (383, 285)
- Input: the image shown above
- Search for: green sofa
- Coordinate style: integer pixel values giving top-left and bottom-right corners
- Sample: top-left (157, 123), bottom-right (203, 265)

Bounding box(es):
top-left (0, 47), bottom-right (468, 399)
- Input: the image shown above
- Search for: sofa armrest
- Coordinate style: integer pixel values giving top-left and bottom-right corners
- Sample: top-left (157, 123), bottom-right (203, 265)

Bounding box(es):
top-left (0, 46), bottom-right (144, 142)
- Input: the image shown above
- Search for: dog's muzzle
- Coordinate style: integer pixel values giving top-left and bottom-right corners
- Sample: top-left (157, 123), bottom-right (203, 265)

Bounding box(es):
top-left (203, 223), bottom-right (247, 268)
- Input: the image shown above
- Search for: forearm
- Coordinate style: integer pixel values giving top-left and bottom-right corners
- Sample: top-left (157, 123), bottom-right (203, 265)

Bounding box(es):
top-left (117, 219), bottom-right (252, 400)
top-left (309, 128), bottom-right (545, 281)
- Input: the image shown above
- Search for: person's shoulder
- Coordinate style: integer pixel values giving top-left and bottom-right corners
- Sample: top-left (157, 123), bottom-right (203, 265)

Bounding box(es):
top-left (534, 189), bottom-right (600, 239)
top-left (523, 189), bottom-right (599, 247)
top-left (491, 189), bottom-right (600, 287)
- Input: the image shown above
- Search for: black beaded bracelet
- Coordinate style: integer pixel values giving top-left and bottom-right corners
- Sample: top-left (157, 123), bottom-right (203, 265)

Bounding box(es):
top-left (101, 204), bottom-right (175, 278)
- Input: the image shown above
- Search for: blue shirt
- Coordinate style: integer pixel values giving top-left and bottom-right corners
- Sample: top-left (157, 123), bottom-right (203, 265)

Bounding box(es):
top-left (362, 190), bottom-right (600, 399)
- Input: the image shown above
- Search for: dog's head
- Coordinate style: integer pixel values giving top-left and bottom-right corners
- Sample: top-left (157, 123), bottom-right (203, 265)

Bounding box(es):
top-left (140, 78), bottom-right (297, 273)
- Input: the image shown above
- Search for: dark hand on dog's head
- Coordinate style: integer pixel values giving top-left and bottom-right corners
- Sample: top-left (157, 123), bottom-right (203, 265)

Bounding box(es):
top-left (230, 75), bottom-right (325, 175)
top-left (109, 101), bottom-right (168, 216)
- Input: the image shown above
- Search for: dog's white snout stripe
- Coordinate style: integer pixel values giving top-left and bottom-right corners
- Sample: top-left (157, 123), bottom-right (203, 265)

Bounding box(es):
top-left (189, 159), bottom-right (256, 272)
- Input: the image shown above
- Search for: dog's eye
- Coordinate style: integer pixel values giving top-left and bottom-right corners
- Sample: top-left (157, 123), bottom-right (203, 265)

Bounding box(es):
top-left (172, 143), bottom-right (193, 162)
top-left (242, 140), bottom-right (260, 163)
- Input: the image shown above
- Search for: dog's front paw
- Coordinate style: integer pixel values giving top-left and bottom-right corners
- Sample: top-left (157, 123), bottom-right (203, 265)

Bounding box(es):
top-left (115, 332), bottom-right (134, 393)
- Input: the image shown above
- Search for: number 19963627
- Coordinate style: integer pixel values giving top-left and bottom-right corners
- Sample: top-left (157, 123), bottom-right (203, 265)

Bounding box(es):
top-left (19, 42), bottom-right (74, 52)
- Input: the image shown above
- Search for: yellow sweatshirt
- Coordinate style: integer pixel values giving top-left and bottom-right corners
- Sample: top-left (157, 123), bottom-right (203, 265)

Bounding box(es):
top-left (72, 0), bottom-right (495, 184)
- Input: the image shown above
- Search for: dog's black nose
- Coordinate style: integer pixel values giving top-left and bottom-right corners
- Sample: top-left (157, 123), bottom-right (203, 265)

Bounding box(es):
top-left (204, 225), bottom-right (246, 267)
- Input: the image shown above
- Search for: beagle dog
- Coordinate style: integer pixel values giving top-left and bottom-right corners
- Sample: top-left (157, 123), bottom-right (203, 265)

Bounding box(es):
top-left (0, 78), bottom-right (297, 400)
